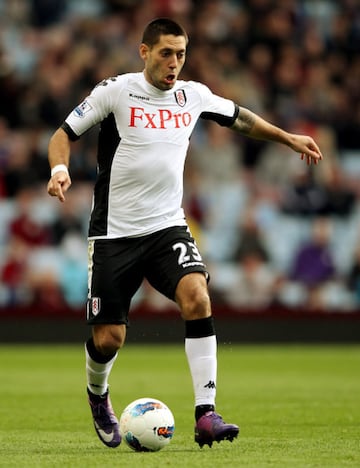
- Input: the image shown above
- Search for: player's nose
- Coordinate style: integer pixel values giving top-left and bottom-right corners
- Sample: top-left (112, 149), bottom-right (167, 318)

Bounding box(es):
top-left (169, 54), bottom-right (178, 69)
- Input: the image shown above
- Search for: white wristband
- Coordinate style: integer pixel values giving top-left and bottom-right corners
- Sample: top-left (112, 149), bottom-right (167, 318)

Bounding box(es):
top-left (51, 164), bottom-right (69, 177)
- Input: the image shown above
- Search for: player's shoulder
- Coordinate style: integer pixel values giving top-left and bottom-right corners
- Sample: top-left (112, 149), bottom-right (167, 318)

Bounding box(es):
top-left (93, 72), bottom-right (141, 91)
top-left (176, 79), bottom-right (214, 99)
top-left (177, 79), bottom-right (210, 91)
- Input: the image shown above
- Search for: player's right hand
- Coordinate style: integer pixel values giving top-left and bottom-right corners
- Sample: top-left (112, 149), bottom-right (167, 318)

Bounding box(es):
top-left (47, 172), bottom-right (72, 202)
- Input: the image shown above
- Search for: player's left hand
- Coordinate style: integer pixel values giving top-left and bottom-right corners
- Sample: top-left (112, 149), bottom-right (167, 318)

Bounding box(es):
top-left (288, 134), bottom-right (323, 165)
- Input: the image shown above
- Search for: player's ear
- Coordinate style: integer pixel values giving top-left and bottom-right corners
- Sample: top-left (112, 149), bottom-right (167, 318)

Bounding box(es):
top-left (139, 43), bottom-right (149, 61)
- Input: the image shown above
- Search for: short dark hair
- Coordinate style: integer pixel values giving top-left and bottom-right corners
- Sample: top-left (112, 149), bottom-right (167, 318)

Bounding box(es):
top-left (142, 18), bottom-right (188, 47)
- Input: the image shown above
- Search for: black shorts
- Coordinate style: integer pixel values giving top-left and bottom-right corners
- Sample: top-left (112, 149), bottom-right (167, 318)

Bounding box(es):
top-left (86, 226), bottom-right (208, 325)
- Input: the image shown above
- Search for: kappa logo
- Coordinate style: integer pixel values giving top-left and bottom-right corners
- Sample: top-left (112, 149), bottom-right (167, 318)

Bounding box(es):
top-left (204, 380), bottom-right (216, 389)
top-left (129, 92), bottom-right (150, 102)
top-left (174, 89), bottom-right (186, 107)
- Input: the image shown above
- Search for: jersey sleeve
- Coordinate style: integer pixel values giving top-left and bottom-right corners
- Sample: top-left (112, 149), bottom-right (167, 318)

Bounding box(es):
top-left (62, 76), bottom-right (122, 139)
top-left (195, 82), bottom-right (239, 127)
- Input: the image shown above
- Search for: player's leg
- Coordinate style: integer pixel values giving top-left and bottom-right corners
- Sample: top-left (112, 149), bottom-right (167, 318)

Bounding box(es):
top-left (175, 273), bottom-right (239, 447)
top-left (86, 323), bottom-right (126, 396)
top-left (144, 226), bottom-right (239, 447)
top-left (175, 273), bottom-right (216, 414)
top-left (85, 324), bottom-right (124, 448)
top-left (85, 238), bottom-right (143, 448)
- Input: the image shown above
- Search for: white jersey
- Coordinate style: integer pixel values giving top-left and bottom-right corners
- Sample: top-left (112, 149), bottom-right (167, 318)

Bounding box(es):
top-left (63, 72), bottom-right (238, 239)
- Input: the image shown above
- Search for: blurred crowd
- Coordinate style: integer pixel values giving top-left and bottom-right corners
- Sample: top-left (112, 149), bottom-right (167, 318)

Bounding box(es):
top-left (1, 0), bottom-right (360, 312)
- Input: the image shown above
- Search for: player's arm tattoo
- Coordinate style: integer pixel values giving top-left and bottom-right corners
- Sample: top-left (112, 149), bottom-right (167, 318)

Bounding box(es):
top-left (232, 107), bottom-right (256, 135)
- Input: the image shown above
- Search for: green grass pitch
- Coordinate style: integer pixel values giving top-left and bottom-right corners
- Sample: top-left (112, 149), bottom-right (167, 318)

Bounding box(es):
top-left (0, 343), bottom-right (359, 467)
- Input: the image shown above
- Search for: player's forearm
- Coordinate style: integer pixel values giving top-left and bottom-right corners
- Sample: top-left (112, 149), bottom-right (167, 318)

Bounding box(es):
top-left (48, 127), bottom-right (71, 170)
top-left (232, 107), bottom-right (293, 146)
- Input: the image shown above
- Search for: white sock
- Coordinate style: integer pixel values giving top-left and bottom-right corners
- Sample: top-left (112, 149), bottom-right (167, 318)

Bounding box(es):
top-left (85, 344), bottom-right (118, 396)
top-left (185, 335), bottom-right (217, 407)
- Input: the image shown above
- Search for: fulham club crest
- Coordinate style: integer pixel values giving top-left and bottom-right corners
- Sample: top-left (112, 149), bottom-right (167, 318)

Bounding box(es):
top-left (87, 297), bottom-right (101, 320)
top-left (175, 89), bottom-right (186, 107)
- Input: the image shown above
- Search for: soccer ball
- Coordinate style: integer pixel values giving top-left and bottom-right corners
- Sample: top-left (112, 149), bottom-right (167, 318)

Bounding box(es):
top-left (119, 397), bottom-right (175, 452)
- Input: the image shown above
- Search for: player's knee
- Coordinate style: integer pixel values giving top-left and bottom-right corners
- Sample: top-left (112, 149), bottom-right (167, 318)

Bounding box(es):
top-left (176, 273), bottom-right (211, 320)
top-left (180, 289), bottom-right (211, 320)
top-left (93, 324), bottom-right (126, 355)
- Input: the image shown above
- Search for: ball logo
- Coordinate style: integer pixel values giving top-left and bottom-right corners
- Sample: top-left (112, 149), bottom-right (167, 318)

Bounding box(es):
top-left (131, 401), bottom-right (162, 416)
top-left (156, 426), bottom-right (175, 438)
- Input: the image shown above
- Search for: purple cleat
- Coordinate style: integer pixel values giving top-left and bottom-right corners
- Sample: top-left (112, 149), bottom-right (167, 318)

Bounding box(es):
top-left (87, 388), bottom-right (121, 448)
top-left (195, 411), bottom-right (239, 448)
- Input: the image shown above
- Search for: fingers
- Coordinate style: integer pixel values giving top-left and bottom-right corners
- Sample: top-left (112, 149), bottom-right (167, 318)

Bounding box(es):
top-left (300, 155), bottom-right (310, 166)
top-left (303, 154), bottom-right (318, 166)
top-left (300, 146), bottom-right (323, 165)
top-left (295, 135), bottom-right (323, 165)
top-left (57, 185), bottom-right (66, 203)
top-left (308, 140), bottom-right (323, 162)
top-left (47, 181), bottom-right (65, 202)
top-left (47, 176), bottom-right (71, 202)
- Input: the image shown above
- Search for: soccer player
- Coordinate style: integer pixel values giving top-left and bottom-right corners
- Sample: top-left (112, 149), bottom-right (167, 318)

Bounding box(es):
top-left (47, 18), bottom-right (323, 449)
